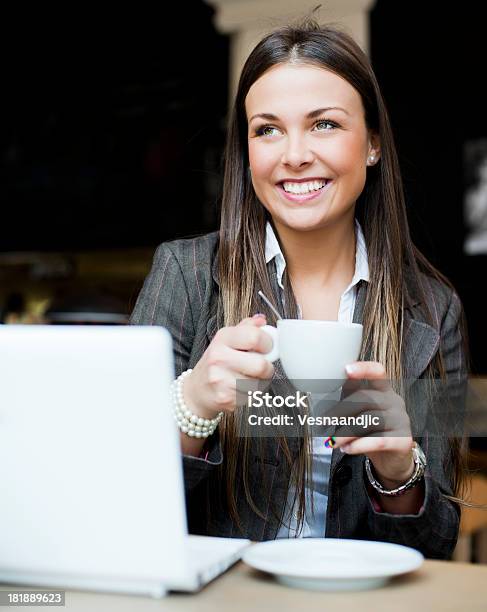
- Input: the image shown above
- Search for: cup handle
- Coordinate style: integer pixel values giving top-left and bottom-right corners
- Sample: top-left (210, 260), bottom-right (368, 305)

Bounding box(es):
top-left (258, 325), bottom-right (279, 362)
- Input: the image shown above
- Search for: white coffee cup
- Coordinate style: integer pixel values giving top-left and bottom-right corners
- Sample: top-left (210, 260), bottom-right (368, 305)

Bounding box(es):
top-left (255, 320), bottom-right (363, 394)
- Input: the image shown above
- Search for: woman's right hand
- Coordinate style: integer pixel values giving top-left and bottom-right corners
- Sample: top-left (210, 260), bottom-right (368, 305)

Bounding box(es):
top-left (182, 314), bottom-right (275, 419)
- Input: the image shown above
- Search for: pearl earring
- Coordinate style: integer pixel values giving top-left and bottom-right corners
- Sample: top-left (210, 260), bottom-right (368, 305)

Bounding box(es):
top-left (368, 154), bottom-right (375, 165)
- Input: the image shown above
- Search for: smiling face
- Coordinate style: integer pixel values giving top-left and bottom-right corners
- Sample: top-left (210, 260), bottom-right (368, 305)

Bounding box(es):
top-left (245, 63), bottom-right (380, 233)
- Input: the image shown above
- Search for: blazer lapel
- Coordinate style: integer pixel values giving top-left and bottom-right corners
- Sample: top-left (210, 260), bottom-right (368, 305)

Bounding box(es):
top-left (402, 317), bottom-right (440, 381)
top-left (205, 256), bottom-right (221, 345)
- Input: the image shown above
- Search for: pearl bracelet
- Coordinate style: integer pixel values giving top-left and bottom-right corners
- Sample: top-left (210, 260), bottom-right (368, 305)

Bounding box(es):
top-left (172, 368), bottom-right (223, 438)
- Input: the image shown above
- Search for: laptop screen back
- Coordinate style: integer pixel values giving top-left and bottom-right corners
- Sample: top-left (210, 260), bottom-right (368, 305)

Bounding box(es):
top-left (0, 325), bottom-right (189, 589)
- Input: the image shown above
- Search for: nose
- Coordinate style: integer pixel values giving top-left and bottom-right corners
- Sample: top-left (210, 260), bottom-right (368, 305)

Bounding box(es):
top-left (280, 132), bottom-right (315, 167)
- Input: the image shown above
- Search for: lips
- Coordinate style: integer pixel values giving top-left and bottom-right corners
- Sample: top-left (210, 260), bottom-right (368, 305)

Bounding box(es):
top-left (277, 178), bottom-right (331, 186)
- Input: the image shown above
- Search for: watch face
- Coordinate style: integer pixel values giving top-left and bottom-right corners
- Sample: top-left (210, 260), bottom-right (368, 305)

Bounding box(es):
top-left (415, 443), bottom-right (427, 466)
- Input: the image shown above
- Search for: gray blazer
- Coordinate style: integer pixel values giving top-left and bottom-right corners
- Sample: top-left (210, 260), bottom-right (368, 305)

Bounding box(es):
top-left (130, 231), bottom-right (467, 559)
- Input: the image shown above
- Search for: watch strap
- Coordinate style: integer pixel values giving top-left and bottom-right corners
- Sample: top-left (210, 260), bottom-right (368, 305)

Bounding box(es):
top-left (364, 442), bottom-right (426, 496)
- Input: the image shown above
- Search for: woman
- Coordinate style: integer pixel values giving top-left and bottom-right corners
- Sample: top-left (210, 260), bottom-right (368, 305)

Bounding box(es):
top-left (130, 19), bottom-right (468, 559)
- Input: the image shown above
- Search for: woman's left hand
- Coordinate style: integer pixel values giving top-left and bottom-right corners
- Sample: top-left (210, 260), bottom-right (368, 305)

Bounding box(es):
top-left (333, 361), bottom-right (415, 487)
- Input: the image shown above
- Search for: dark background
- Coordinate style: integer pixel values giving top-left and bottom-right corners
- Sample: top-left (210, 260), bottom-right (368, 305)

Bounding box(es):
top-left (0, 1), bottom-right (485, 372)
top-left (370, 1), bottom-right (484, 374)
top-left (0, 2), bottom-right (228, 251)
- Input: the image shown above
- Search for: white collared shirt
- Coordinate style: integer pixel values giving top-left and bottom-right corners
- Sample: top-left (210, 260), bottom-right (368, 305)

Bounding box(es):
top-left (265, 219), bottom-right (370, 538)
top-left (265, 218), bottom-right (369, 319)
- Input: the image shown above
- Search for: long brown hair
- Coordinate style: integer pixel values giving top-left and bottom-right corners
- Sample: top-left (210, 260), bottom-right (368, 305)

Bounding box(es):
top-left (212, 17), bottom-right (472, 535)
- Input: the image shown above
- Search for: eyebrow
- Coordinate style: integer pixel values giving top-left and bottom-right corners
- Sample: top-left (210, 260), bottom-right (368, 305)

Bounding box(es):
top-left (249, 107), bottom-right (350, 123)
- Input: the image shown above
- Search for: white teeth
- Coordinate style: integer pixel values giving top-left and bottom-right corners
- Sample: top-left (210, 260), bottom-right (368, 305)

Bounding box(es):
top-left (282, 180), bottom-right (327, 194)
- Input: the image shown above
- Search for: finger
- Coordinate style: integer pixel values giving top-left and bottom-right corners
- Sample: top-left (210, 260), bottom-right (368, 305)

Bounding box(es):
top-left (235, 375), bottom-right (274, 407)
top-left (340, 376), bottom-right (364, 399)
top-left (337, 434), bottom-right (396, 455)
top-left (334, 394), bottom-right (409, 437)
top-left (225, 323), bottom-right (274, 355)
top-left (237, 314), bottom-right (267, 327)
top-left (230, 346), bottom-right (275, 380)
top-left (317, 389), bottom-right (385, 421)
top-left (331, 410), bottom-right (386, 440)
top-left (206, 366), bottom-right (270, 411)
top-left (333, 435), bottom-right (358, 449)
top-left (211, 341), bottom-right (274, 381)
top-left (345, 361), bottom-right (391, 392)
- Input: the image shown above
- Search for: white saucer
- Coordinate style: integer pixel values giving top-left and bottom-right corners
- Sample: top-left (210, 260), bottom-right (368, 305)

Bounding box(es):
top-left (242, 538), bottom-right (424, 591)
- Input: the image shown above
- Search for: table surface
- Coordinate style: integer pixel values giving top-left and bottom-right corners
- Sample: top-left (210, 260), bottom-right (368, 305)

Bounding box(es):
top-left (2, 559), bottom-right (487, 612)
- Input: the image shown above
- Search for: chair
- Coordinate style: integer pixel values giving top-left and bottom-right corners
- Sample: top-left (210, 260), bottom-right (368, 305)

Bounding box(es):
top-left (453, 473), bottom-right (487, 563)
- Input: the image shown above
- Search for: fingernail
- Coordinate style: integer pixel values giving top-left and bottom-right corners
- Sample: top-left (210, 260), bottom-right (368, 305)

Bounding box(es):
top-left (324, 436), bottom-right (335, 448)
top-left (253, 313), bottom-right (266, 319)
top-left (345, 364), bottom-right (357, 375)
top-left (340, 444), bottom-right (350, 453)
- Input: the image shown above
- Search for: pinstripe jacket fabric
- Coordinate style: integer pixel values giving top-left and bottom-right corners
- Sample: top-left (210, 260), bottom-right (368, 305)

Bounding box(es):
top-left (129, 230), bottom-right (467, 559)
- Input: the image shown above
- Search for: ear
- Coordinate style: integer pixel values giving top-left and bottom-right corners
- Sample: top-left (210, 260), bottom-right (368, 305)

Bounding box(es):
top-left (366, 131), bottom-right (381, 166)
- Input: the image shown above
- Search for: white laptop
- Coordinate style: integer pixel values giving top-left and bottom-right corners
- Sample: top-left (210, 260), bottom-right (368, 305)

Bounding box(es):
top-left (0, 325), bottom-right (250, 598)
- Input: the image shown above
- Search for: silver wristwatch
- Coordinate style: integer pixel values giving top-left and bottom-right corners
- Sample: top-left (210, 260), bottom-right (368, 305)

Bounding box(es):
top-left (365, 441), bottom-right (426, 496)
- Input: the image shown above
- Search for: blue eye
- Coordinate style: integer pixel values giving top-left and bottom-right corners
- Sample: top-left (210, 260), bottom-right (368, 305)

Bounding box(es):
top-left (254, 118), bottom-right (339, 137)
top-left (315, 119), bottom-right (338, 131)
